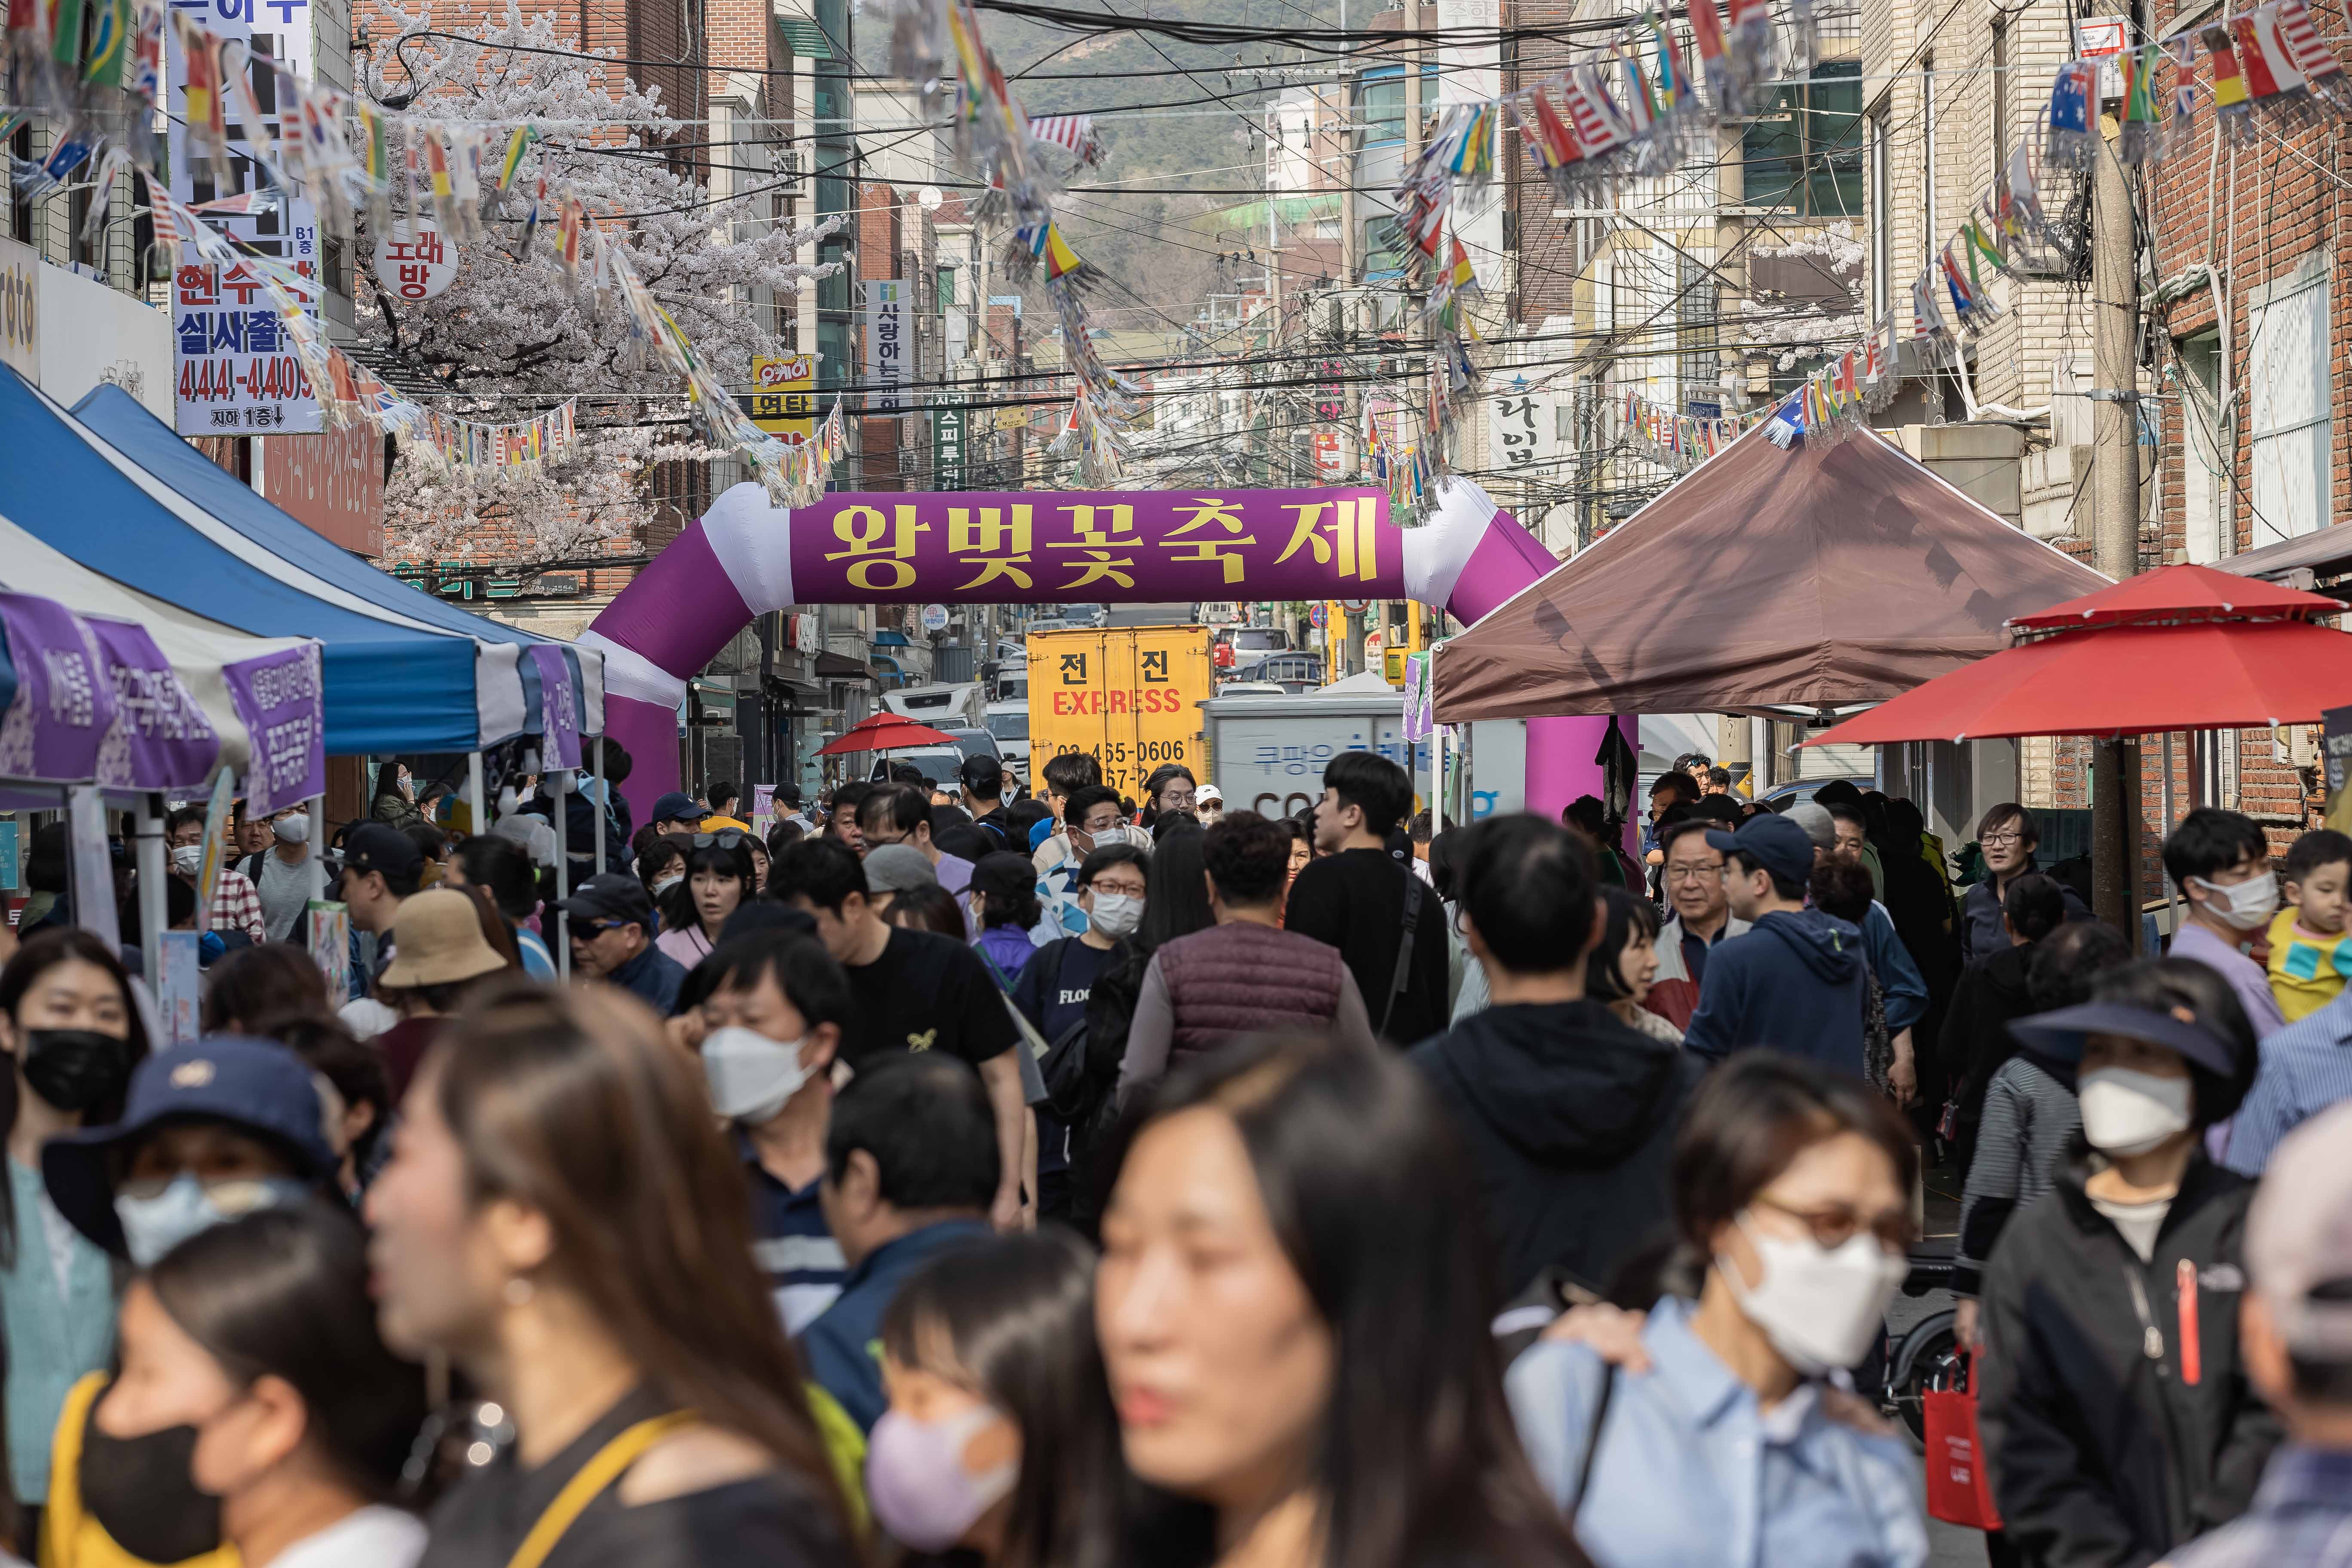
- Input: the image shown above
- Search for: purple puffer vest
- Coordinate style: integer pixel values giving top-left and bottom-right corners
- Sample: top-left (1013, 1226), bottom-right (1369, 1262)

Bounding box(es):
top-left (1154, 922), bottom-right (1348, 1070)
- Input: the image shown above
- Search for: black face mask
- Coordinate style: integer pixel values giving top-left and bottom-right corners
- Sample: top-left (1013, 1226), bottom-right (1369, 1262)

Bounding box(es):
top-left (79, 1408), bottom-right (224, 1563)
top-left (21, 1029), bottom-right (130, 1112)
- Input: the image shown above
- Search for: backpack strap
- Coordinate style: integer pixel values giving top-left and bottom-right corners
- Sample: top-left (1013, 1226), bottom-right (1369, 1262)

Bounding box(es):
top-left (1378, 872), bottom-right (1427, 1039)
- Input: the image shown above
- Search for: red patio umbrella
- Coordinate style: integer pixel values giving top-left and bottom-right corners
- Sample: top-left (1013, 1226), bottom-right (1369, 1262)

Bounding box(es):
top-left (1804, 561), bottom-right (2352, 747)
top-left (815, 712), bottom-right (958, 757)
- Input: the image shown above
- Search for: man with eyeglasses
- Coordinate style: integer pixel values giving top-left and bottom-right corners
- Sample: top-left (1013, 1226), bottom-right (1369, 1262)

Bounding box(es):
top-left (1647, 816), bottom-right (1750, 1031)
top-left (558, 872), bottom-right (688, 1014)
top-left (1960, 803), bottom-right (2089, 969)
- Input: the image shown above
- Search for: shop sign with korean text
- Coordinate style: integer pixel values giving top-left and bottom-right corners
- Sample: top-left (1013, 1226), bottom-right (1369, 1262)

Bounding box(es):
top-left (863, 281), bottom-right (912, 415)
top-left (168, 0), bottom-right (321, 435)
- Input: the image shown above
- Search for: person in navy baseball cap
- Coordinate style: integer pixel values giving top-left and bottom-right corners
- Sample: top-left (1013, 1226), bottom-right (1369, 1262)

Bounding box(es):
top-left (1681, 812), bottom-right (1871, 1075)
top-left (651, 792), bottom-right (706, 835)
top-left (43, 1036), bottom-right (339, 1265)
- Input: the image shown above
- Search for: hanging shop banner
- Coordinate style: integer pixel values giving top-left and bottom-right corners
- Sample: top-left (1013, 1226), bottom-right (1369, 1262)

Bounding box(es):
top-left (0, 592), bottom-right (112, 783)
top-left (81, 618), bottom-right (220, 790)
top-left (167, 0), bottom-right (321, 435)
top-left (863, 281), bottom-right (912, 415)
top-left (371, 219), bottom-right (459, 300)
top-left (741, 353), bottom-right (816, 440)
top-left (1490, 383), bottom-right (1552, 475)
top-left (933, 394), bottom-right (968, 490)
top-left (0, 236), bottom-right (36, 383)
top-left (527, 646), bottom-right (582, 769)
top-left (223, 643), bottom-right (324, 818)
top-left (787, 488), bottom-right (1404, 603)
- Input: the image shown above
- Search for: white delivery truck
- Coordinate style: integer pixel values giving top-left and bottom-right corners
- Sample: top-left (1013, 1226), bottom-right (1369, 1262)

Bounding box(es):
top-left (882, 681), bottom-right (986, 729)
top-left (1204, 671), bottom-right (1525, 824)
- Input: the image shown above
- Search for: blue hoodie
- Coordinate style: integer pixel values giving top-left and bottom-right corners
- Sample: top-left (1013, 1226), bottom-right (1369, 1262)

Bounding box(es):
top-left (1682, 909), bottom-right (1868, 1077)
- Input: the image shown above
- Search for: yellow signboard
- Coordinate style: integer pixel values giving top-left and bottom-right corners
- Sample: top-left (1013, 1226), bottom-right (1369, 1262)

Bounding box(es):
top-left (1028, 625), bottom-right (1215, 801)
top-left (741, 354), bottom-right (815, 439)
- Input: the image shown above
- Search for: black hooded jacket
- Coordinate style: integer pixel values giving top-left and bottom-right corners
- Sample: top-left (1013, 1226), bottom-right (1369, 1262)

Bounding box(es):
top-left (1977, 1146), bottom-right (2281, 1568)
top-left (1945, 941), bottom-right (2042, 1167)
top-left (1411, 1000), bottom-right (1703, 1299)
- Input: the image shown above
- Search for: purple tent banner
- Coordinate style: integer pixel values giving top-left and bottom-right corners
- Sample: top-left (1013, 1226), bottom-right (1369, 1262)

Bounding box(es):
top-left (528, 647), bottom-right (582, 770)
top-left (224, 644), bottom-right (324, 816)
top-left (788, 489), bottom-right (1406, 604)
top-left (0, 591), bottom-right (114, 784)
top-left (83, 619), bottom-right (219, 790)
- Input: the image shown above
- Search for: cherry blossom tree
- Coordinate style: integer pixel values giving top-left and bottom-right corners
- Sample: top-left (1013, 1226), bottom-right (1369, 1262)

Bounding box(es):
top-left (357, 0), bottom-right (840, 563)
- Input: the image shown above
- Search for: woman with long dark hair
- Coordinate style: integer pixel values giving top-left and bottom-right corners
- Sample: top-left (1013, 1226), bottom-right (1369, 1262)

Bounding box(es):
top-left (0, 929), bottom-right (147, 1544)
top-left (1096, 1035), bottom-right (1587, 1568)
top-left (656, 838), bottom-right (756, 969)
top-left (870, 1231), bottom-right (1134, 1568)
top-left (1584, 888), bottom-right (1680, 1046)
top-left (93, 1204), bottom-right (429, 1568)
top-left (1507, 1051), bottom-right (1925, 1566)
top-left (364, 980), bottom-right (854, 1566)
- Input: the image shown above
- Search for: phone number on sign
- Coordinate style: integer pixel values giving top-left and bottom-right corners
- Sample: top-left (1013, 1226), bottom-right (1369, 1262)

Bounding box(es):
top-left (178, 356), bottom-right (315, 406)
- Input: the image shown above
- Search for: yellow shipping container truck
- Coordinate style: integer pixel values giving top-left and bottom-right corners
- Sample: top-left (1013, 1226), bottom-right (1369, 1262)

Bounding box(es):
top-left (1027, 625), bottom-right (1215, 800)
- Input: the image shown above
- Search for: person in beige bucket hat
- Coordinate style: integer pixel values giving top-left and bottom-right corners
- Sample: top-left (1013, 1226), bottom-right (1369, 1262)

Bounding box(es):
top-left (372, 888), bottom-right (512, 1102)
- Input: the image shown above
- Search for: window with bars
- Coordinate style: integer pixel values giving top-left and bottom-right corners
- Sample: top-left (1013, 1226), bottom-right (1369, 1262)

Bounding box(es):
top-left (1678, 251), bottom-right (1718, 403)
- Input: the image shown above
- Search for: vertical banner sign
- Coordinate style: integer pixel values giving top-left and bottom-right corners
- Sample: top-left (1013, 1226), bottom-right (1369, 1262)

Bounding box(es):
top-left (82, 619), bottom-right (220, 789)
top-left (864, 280), bottom-right (911, 415)
top-left (158, 931), bottom-right (203, 1043)
top-left (2324, 703), bottom-right (2352, 833)
top-left (167, 0), bottom-right (322, 435)
top-left (193, 766), bottom-right (236, 936)
top-left (1489, 382), bottom-right (1548, 475)
top-left (0, 593), bottom-right (114, 783)
top-left (1314, 431), bottom-right (1343, 477)
top-left (222, 643), bottom-right (324, 816)
top-left (306, 899), bottom-right (349, 996)
top-left (0, 235), bottom-right (37, 383)
top-left (741, 353), bottom-right (815, 441)
top-left (68, 786), bottom-right (119, 950)
top-left (527, 647), bottom-right (583, 770)
top-left (933, 393), bottom-right (968, 490)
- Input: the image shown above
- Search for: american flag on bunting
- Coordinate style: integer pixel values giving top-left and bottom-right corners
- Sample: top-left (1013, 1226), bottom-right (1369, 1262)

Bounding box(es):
top-left (1026, 114), bottom-right (1105, 166)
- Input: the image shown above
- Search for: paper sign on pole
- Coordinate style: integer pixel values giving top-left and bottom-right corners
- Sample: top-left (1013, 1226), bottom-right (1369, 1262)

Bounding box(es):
top-left (306, 899), bottom-right (349, 998)
top-left (158, 931), bottom-right (202, 1044)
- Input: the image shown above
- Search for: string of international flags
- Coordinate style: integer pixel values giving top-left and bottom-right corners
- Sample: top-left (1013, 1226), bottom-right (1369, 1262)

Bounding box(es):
top-left (2, 2), bottom-right (864, 498)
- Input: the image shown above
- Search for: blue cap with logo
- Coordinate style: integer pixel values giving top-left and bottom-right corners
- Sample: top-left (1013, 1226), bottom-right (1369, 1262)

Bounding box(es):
top-left (1704, 812), bottom-right (1817, 889)
top-left (43, 1036), bottom-right (338, 1256)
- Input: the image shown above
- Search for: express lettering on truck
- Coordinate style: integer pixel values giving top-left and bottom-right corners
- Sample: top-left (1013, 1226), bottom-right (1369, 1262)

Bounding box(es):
top-left (1049, 688), bottom-right (1188, 716)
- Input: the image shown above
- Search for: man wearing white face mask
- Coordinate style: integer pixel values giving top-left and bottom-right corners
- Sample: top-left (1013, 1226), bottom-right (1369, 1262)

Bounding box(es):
top-left (2166, 807), bottom-right (2290, 1044)
top-left (1978, 959), bottom-right (2278, 1568)
top-left (163, 805), bottom-right (264, 946)
top-left (673, 929), bottom-right (854, 1335)
top-left (1505, 1051), bottom-right (1927, 1568)
top-left (242, 803), bottom-right (328, 944)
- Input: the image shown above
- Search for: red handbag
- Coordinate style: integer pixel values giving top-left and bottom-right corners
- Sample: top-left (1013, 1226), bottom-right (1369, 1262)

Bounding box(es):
top-left (1923, 1352), bottom-right (2003, 1531)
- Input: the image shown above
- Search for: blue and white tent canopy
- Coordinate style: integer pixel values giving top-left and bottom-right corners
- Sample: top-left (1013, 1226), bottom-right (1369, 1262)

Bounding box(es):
top-left (0, 364), bottom-right (551, 756)
top-left (71, 384), bottom-right (605, 745)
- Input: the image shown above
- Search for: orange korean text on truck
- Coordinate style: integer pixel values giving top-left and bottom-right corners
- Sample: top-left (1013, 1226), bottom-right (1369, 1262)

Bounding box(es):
top-left (1026, 626), bottom-right (1214, 802)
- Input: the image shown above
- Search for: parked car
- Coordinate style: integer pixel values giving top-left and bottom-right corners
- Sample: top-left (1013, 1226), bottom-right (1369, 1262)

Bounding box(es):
top-left (985, 701), bottom-right (1030, 785)
top-left (1213, 625), bottom-right (1292, 670)
top-left (867, 727), bottom-right (1003, 791)
top-left (1227, 651), bottom-right (1324, 692)
top-left (1760, 775), bottom-right (1875, 809)
top-left (1218, 681), bottom-right (1287, 696)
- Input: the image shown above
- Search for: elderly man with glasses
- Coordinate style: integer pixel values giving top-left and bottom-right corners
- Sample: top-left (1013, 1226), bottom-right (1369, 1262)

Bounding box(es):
top-left (1645, 815), bottom-right (1751, 1032)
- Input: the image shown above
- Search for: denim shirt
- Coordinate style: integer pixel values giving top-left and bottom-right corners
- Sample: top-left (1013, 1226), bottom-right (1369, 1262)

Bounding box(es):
top-left (1, 1160), bottom-right (116, 1504)
top-left (1506, 1297), bottom-right (1926, 1568)
top-left (2168, 1446), bottom-right (2352, 1568)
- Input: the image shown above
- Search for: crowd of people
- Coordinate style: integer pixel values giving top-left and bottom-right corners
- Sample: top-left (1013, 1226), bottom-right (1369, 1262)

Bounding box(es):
top-left (0, 743), bottom-right (2350, 1568)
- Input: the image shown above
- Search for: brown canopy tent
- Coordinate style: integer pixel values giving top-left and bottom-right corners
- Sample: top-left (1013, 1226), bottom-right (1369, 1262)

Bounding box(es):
top-left (1432, 425), bottom-right (2110, 722)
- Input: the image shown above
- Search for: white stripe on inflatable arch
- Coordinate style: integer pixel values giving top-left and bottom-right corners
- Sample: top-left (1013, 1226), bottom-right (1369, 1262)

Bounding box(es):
top-left (579, 630), bottom-right (689, 711)
top-left (700, 483), bottom-right (799, 615)
top-left (1399, 476), bottom-right (1502, 612)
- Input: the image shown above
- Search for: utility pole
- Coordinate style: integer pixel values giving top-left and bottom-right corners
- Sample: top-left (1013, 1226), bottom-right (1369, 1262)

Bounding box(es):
top-left (2090, 123), bottom-right (2143, 943)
